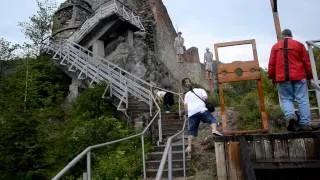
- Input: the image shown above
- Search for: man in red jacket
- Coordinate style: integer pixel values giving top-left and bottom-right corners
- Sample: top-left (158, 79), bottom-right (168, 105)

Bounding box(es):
top-left (268, 29), bottom-right (313, 131)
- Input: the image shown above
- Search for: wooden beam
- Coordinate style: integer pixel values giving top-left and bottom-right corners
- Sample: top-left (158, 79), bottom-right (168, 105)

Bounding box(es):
top-left (270, 0), bottom-right (282, 41)
top-left (240, 137), bottom-right (257, 180)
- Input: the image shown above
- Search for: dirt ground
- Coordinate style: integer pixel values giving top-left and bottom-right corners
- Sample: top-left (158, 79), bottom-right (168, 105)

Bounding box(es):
top-left (187, 107), bottom-right (235, 180)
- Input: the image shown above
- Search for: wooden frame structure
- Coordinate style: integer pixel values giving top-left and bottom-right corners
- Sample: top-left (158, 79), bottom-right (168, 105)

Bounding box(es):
top-left (214, 132), bottom-right (320, 180)
top-left (214, 39), bottom-right (269, 135)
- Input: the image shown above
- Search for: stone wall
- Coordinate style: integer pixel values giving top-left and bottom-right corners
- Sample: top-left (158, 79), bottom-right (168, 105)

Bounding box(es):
top-left (53, 0), bottom-right (93, 39)
top-left (148, 0), bottom-right (209, 90)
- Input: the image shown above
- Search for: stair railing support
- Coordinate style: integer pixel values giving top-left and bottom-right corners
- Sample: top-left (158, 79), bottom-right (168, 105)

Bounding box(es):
top-left (141, 135), bottom-right (146, 179)
top-left (307, 40), bottom-right (320, 115)
top-left (182, 124), bottom-right (186, 179)
top-left (86, 151), bottom-right (91, 180)
top-left (168, 143), bottom-right (173, 180)
top-left (155, 115), bottom-right (188, 180)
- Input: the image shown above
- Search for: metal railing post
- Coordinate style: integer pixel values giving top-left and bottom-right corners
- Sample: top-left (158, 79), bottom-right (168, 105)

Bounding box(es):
top-left (141, 135), bottom-right (146, 179)
top-left (308, 43), bottom-right (320, 116)
top-left (168, 143), bottom-right (172, 180)
top-left (87, 151), bottom-right (91, 180)
top-left (158, 115), bottom-right (162, 143)
top-left (182, 128), bottom-right (186, 179)
top-left (179, 94), bottom-right (181, 116)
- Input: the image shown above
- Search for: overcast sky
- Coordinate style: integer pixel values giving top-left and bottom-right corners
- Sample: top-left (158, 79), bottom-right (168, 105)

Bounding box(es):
top-left (0, 0), bottom-right (319, 67)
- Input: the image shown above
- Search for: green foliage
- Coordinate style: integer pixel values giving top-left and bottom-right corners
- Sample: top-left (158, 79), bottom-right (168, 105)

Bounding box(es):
top-left (236, 92), bottom-right (261, 130)
top-left (0, 56), bottom-right (151, 179)
top-left (0, 38), bottom-right (20, 61)
top-left (0, 55), bottom-right (70, 179)
top-left (215, 68), bottom-right (282, 131)
top-left (56, 85), bottom-right (150, 180)
top-left (18, 0), bottom-right (57, 56)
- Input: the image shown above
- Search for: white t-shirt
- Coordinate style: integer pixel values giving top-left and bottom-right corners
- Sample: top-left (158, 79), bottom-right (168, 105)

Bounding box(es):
top-left (156, 91), bottom-right (166, 98)
top-left (184, 88), bottom-right (208, 117)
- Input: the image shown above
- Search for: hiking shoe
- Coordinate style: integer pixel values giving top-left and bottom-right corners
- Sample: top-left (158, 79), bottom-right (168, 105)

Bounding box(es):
top-left (212, 130), bottom-right (223, 136)
top-left (287, 119), bottom-right (299, 132)
top-left (297, 124), bottom-right (312, 131)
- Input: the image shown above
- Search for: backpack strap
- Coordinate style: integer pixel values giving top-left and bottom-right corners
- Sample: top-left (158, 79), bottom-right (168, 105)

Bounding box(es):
top-left (283, 38), bottom-right (290, 81)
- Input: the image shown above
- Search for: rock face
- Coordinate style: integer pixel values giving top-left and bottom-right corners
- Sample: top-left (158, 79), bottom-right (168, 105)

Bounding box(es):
top-left (53, 0), bottom-right (209, 90)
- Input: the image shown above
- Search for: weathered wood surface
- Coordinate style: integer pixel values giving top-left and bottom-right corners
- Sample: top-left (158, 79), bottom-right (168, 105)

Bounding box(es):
top-left (240, 138), bottom-right (256, 180)
top-left (254, 136), bottom-right (265, 161)
top-left (288, 139), bottom-right (306, 160)
top-left (227, 142), bottom-right (243, 180)
top-left (215, 142), bottom-right (227, 180)
top-left (214, 132), bottom-right (320, 179)
top-left (215, 39), bottom-right (269, 135)
top-left (217, 61), bottom-right (260, 83)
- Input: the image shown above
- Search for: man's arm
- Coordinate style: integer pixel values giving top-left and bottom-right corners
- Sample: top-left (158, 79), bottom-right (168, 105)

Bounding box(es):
top-left (184, 103), bottom-right (188, 116)
top-left (268, 45), bottom-right (276, 80)
top-left (301, 44), bottom-right (313, 79)
top-left (201, 89), bottom-right (208, 101)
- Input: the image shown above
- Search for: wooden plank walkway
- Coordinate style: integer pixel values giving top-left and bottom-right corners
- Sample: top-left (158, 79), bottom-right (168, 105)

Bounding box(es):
top-left (214, 131), bottom-right (320, 180)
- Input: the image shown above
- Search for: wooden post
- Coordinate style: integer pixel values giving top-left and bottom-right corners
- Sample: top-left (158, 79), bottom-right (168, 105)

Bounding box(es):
top-left (240, 137), bottom-right (256, 180)
top-left (215, 142), bottom-right (228, 180)
top-left (270, 0), bottom-right (282, 41)
top-left (228, 142), bottom-right (243, 180)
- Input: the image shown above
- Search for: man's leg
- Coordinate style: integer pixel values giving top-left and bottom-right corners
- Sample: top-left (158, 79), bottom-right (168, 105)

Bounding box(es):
top-left (187, 113), bottom-right (200, 153)
top-left (186, 135), bottom-right (193, 153)
top-left (277, 81), bottom-right (296, 120)
top-left (294, 80), bottom-right (312, 129)
top-left (201, 111), bottom-right (223, 136)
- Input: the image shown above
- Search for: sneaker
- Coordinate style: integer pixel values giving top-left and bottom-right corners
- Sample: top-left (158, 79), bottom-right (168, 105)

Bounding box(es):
top-left (212, 130), bottom-right (223, 136)
top-left (287, 119), bottom-right (298, 132)
top-left (185, 146), bottom-right (191, 153)
top-left (297, 124), bottom-right (312, 131)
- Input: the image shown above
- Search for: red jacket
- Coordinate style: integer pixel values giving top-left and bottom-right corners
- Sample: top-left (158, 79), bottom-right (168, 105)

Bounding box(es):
top-left (268, 38), bottom-right (312, 82)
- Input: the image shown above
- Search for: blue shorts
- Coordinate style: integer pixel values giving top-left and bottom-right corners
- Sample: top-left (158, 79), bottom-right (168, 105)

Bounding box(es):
top-left (188, 110), bottom-right (216, 137)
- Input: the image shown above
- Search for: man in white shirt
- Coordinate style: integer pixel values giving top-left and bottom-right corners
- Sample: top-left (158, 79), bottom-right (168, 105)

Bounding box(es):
top-left (182, 78), bottom-right (222, 153)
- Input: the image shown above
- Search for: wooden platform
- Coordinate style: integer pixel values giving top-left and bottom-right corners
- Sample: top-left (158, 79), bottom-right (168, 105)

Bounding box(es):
top-left (214, 131), bottom-right (320, 180)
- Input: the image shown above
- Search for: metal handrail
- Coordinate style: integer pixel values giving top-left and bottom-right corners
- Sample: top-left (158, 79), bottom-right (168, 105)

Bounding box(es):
top-left (52, 110), bottom-right (160, 180)
top-left (50, 40), bottom-right (185, 179)
top-left (306, 40), bottom-right (320, 115)
top-left (155, 105), bottom-right (188, 180)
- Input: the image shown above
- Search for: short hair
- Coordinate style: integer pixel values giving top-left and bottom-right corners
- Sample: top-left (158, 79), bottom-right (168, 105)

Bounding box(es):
top-left (178, 32), bottom-right (182, 35)
top-left (182, 78), bottom-right (192, 88)
top-left (282, 29), bottom-right (292, 38)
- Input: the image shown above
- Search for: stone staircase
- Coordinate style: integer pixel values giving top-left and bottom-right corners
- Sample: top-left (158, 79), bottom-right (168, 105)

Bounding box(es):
top-left (145, 113), bottom-right (190, 178)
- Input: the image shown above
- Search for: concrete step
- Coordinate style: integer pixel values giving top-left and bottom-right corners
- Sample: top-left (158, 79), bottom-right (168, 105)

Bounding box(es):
top-left (162, 123), bottom-right (185, 130)
top-left (147, 151), bottom-right (186, 161)
top-left (146, 167), bottom-right (189, 178)
top-left (153, 143), bottom-right (188, 152)
top-left (146, 159), bottom-right (190, 169)
top-left (162, 117), bottom-right (184, 124)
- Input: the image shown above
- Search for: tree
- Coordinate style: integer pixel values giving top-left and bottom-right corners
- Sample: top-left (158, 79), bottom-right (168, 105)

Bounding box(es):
top-left (18, 0), bottom-right (57, 56)
top-left (0, 38), bottom-right (19, 61)
top-left (0, 38), bottom-right (20, 76)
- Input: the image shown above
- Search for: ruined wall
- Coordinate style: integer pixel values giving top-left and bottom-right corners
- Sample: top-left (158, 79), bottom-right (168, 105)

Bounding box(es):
top-left (148, 0), bottom-right (209, 89)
